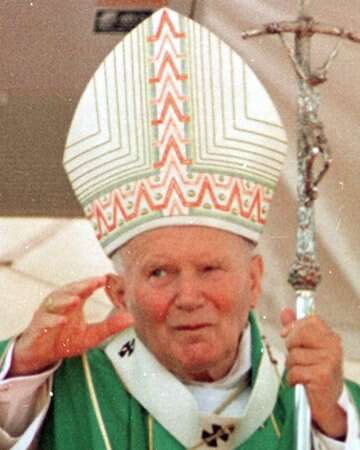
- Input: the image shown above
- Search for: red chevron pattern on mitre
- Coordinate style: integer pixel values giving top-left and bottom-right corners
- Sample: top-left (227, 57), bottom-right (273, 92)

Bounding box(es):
top-left (87, 170), bottom-right (272, 242)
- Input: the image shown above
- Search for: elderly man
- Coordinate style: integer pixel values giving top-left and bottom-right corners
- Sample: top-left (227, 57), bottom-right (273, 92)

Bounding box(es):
top-left (0, 8), bottom-right (359, 450)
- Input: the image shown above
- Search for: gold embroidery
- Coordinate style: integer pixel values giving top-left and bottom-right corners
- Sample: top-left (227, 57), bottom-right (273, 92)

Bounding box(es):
top-left (148, 414), bottom-right (154, 450)
top-left (260, 335), bottom-right (282, 440)
top-left (82, 354), bottom-right (113, 450)
top-left (271, 414), bottom-right (281, 439)
top-left (261, 334), bottom-right (285, 389)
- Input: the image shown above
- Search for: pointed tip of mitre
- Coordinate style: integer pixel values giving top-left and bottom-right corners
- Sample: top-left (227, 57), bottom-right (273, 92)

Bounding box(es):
top-left (63, 6), bottom-right (192, 162)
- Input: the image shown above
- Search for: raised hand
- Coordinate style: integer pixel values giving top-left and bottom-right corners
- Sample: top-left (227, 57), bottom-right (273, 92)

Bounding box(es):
top-left (10, 276), bottom-right (134, 377)
top-left (281, 308), bottom-right (347, 440)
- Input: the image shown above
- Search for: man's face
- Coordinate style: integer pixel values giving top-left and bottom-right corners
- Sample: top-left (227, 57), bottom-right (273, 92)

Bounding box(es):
top-left (113, 226), bottom-right (263, 382)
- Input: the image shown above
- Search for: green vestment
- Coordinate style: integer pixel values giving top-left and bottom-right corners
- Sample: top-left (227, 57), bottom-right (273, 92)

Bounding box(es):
top-left (1, 316), bottom-right (359, 450)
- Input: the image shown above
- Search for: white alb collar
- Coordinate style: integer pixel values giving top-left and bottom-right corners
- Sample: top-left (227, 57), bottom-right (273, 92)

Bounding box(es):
top-left (105, 323), bottom-right (280, 448)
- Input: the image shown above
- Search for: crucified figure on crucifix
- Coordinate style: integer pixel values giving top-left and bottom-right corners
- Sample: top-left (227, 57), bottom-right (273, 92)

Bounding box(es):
top-left (242, 13), bottom-right (360, 205)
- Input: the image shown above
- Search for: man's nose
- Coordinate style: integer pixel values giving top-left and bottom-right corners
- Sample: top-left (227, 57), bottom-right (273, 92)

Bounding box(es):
top-left (174, 271), bottom-right (204, 311)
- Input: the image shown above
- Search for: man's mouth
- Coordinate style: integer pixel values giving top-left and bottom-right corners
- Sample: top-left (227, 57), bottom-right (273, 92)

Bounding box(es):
top-left (174, 324), bottom-right (211, 331)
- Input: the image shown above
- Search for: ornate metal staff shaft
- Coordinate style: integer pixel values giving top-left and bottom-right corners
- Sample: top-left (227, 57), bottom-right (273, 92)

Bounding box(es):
top-left (288, 6), bottom-right (319, 450)
top-left (288, 2), bottom-right (330, 449)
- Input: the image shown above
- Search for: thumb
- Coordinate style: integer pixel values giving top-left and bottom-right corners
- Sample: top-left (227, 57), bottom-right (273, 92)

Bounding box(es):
top-left (280, 308), bottom-right (296, 337)
top-left (83, 312), bottom-right (134, 351)
top-left (280, 307), bottom-right (296, 327)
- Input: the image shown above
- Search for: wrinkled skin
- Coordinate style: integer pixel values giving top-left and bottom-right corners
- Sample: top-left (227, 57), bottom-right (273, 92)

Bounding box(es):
top-left (10, 226), bottom-right (347, 439)
top-left (110, 227), bottom-right (263, 382)
top-left (281, 308), bottom-right (346, 439)
top-left (10, 277), bottom-right (133, 377)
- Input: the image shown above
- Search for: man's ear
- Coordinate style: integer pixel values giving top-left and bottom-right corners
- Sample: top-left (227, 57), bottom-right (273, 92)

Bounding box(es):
top-left (249, 255), bottom-right (264, 309)
top-left (105, 273), bottom-right (128, 310)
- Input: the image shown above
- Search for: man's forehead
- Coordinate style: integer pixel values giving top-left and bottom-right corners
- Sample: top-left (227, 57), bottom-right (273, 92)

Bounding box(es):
top-left (118, 226), bottom-right (254, 263)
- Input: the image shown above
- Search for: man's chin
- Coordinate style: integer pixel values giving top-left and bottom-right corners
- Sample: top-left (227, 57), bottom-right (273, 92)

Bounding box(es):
top-left (144, 333), bottom-right (223, 380)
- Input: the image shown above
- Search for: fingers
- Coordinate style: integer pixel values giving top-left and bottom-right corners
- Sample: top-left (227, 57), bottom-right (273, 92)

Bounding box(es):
top-left (286, 364), bottom-right (339, 390)
top-left (10, 311), bottom-right (70, 376)
top-left (82, 311), bottom-right (134, 350)
top-left (281, 315), bottom-right (336, 350)
top-left (40, 276), bottom-right (107, 315)
top-left (63, 276), bottom-right (107, 301)
top-left (16, 311), bottom-right (68, 352)
top-left (32, 311), bottom-right (68, 330)
top-left (287, 364), bottom-right (314, 387)
top-left (39, 293), bottom-right (80, 315)
top-left (281, 313), bottom-right (346, 436)
top-left (287, 361), bottom-right (341, 391)
top-left (12, 277), bottom-right (114, 376)
top-left (287, 361), bottom-right (346, 438)
top-left (286, 347), bottom-right (327, 369)
top-left (282, 314), bottom-right (343, 393)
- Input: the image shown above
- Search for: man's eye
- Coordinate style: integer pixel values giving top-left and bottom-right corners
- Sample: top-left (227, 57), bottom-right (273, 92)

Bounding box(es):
top-left (150, 268), bottom-right (167, 278)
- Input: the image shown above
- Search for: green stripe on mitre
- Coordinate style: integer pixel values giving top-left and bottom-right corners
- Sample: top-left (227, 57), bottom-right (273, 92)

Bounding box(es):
top-left (99, 211), bottom-right (162, 248)
top-left (77, 169), bottom-right (159, 205)
top-left (96, 207), bottom-right (266, 255)
top-left (188, 167), bottom-right (278, 190)
top-left (191, 209), bottom-right (263, 233)
top-left (97, 212), bottom-right (263, 256)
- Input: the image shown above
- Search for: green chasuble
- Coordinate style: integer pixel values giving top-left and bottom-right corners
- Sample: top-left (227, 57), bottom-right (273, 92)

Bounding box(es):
top-left (1, 316), bottom-right (359, 450)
